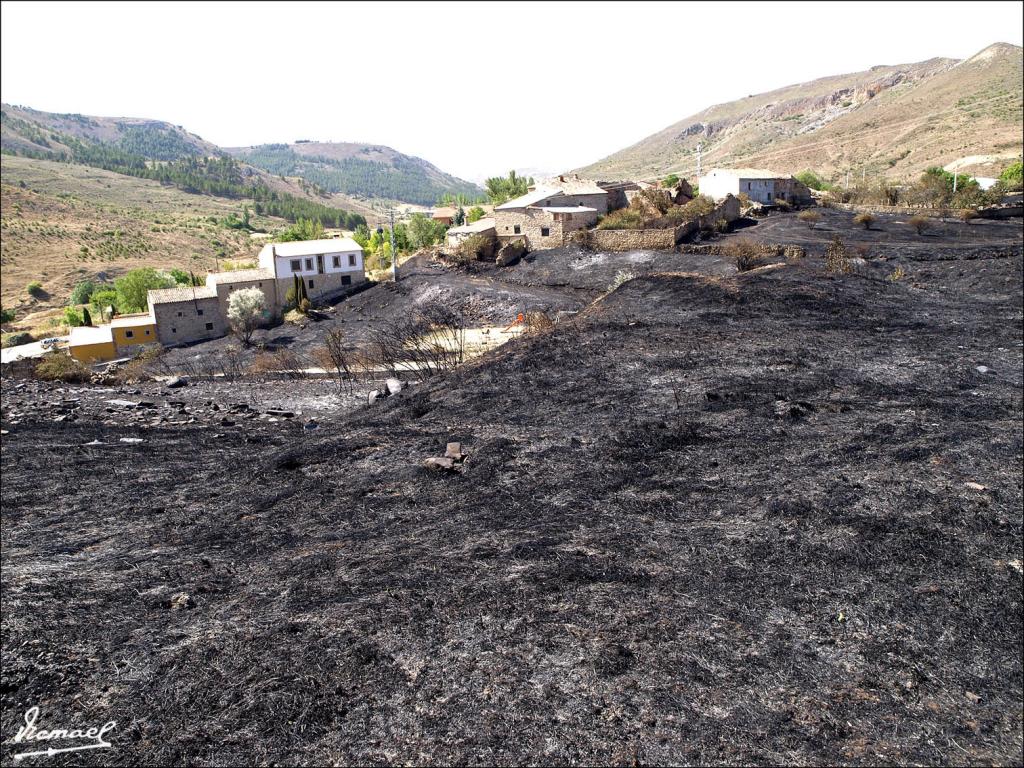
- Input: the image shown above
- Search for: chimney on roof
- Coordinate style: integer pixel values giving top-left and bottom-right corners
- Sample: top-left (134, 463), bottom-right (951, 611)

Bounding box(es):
top-left (559, 175), bottom-right (565, 182)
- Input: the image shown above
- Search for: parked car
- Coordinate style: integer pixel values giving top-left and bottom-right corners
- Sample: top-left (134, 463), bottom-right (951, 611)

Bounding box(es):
top-left (40, 337), bottom-right (62, 349)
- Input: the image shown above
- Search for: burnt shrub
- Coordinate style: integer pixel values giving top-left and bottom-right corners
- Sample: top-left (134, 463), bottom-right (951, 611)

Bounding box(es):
top-left (908, 215), bottom-right (931, 235)
top-left (853, 212), bottom-right (875, 230)
top-left (825, 236), bottom-right (852, 274)
top-left (724, 239), bottom-right (764, 272)
top-left (35, 353), bottom-right (90, 383)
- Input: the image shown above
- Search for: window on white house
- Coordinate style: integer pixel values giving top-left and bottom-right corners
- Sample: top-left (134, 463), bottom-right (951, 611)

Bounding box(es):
top-left (197, 309), bottom-right (204, 316)
top-left (333, 255), bottom-right (340, 268)
top-left (177, 311), bottom-right (183, 317)
top-left (291, 259), bottom-right (301, 272)
top-left (348, 253), bottom-right (356, 266)
top-left (305, 258), bottom-right (313, 271)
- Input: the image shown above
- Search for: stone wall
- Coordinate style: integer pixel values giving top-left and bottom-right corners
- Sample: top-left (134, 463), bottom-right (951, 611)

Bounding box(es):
top-left (829, 202), bottom-right (974, 218)
top-left (152, 296), bottom-right (226, 346)
top-left (586, 195), bottom-right (743, 252)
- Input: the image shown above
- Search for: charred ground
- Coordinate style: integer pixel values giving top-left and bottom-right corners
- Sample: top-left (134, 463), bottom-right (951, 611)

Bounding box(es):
top-left (1, 213), bottom-right (1023, 765)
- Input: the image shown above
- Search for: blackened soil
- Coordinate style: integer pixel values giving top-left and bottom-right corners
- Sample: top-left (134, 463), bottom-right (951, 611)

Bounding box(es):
top-left (1, 236), bottom-right (1022, 765)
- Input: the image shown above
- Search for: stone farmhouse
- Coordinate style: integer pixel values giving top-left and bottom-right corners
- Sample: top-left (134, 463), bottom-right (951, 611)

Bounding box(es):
top-left (699, 168), bottom-right (813, 206)
top-left (68, 237), bottom-right (365, 362)
top-left (493, 175), bottom-right (610, 250)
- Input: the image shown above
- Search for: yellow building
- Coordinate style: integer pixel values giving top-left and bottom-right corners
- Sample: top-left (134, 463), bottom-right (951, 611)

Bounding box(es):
top-left (68, 325), bottom-right (116, 364)
top-left (67, 314), bottom-right (159, 364)
top-left (109, 314), bottom-right (158, 354)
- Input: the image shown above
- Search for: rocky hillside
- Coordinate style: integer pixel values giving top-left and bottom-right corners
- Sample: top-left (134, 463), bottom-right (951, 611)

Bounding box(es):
top-left (226, 141), bottom-right (484, 206)
top-left (578, 43), bottom-right (1023, 182)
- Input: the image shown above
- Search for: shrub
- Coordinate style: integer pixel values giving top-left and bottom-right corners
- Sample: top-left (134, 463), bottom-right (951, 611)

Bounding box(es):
top-left (773, 198), bottom-right (791, 211)
top-left (69, 280), bottom-right (96, 305)
top-left (35, 353), bottom-right (90, 383)
top-left (2, 331), bottom-right (33, 348)
top-left (466, 206), bottom-right (486, 224)
top-left (681, 195), bottom-right (716, 220)
top-left (853, 212), bottom-right (875, 229)
top-left (888, 266), bottom-right (906, 281)
top-left (997, 160), bottom-right (1022, 191)
top-left (825, 236), bottom-right (852, 274)
top-left (0, 306), bottom-right (15, 324)
top-left (227, 287), bottom-right (266, 346)
top-left (724, 240), bottom-right (763, 272)
top-left (607, 270), bottom-right (636, 293)
top-left (958, 209), bottom-right (978, 224)
top-left (663, 173), bottom-right (680, 188)
top-left (714, 218), bottom-right (730, 233)
top-left (597, 208), bottom-right (646, 230)
top-left (299, 298), bottom-right (311, 314)
top-left (27, 281), bottom-right (44, 298)
top-left (907, 215), bottom-right (930, 235)
top-left (797, 210), bottom-right (822, 229)
top-left (523, 311), bottom-right (554, 335)
top-left (795, 170), bottom-right (826, 191)
top-left (64, 307), bottom-right (84, 327)
top-left (458, 233), bottom-right (495, 262)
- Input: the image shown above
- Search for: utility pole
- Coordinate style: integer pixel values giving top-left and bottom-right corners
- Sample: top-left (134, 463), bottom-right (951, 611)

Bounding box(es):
top-left (845, 168), bottom-right (850, 190)
top-left (696, 142), bottom-right (703, 180)
top-left (862, 166), bottom-right (866, 183)
top-left (952, 170), bottom-right (958, 194)
top-left (389, 207), bottom-right (398, 283)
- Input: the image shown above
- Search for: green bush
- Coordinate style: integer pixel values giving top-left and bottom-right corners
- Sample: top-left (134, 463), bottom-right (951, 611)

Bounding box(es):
top-left (663, 173), bottom-right (680, 188)
top-left (64, 307), bottom-right (84, 327)
top-left (89, 289), bottom-right (118, 320)
top-left (35, 354), bottom-right (91, 383)
top-left (596, 208), bottom-right (646, 230)
top-left (69, 280), bottom-right (96, 305)
top-left (795, 170), bottom-right (828, 191)
top-left (998, 161), bottom-right (1022, 190)
top-left (27, 281), bottom-right (44, 298)
top-left (114, 268), bottom-right (176, 312)
top-left (0, 306), bottom-right (15, 324)
top-left (466, 206), bottom-right (486, 224)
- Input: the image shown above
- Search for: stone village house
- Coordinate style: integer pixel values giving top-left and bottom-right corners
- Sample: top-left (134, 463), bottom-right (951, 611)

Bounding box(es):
top-left (69, 238), bottom-right (365, 362)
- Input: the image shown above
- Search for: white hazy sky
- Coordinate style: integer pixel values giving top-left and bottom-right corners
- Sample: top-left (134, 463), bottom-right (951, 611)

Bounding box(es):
top-left (2, 1), bottom-right (1021, 182)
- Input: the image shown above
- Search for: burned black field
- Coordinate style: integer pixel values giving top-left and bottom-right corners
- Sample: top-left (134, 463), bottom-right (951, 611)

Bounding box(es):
top-left (2, 213), bottom-right (1023, 765)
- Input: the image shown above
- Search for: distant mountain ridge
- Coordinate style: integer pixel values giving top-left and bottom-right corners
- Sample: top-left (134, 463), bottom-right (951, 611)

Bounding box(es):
top-left (0, 104), bottom-right (482, 207)
top-left (226, 141), bottom-right (484, 206)
top-left (577, 42), bottom-right (1023, 182)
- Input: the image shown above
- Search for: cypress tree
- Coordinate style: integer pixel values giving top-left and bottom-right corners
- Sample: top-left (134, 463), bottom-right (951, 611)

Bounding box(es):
top-left (82, 307), bottom-right (92, 326)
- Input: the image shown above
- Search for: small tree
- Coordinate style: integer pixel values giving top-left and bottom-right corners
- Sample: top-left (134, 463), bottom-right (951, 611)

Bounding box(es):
top-left (90, 288), bottom-right (118, 321)
top-left (797, 210), bottom-right (822, 229)
top-left (227, 287), bottom-right (265, 346)
top-left (69, 280), bottom-right (95, 305)
top-left (27, 281), bottom-right (44, 298)
top-left (908, 215), bottom-right (930, 235)
top-left (663, 173), bottom-right (680, 188)
top-left (466, 206), bottom-right (486, 224)
top-left (853, 212), bottom-right (875, 230)
top-left (958, 209), bottom-right (978, 224)
top-left (318, 327), bottom-right (354, 390)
